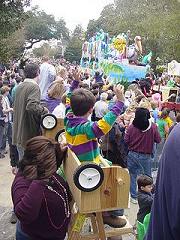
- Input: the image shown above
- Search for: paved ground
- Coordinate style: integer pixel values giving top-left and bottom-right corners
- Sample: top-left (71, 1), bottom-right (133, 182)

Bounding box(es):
top-left (0, 154), bottom-right (15, 240)
top-left (0, 154), bottom-right (138, 240)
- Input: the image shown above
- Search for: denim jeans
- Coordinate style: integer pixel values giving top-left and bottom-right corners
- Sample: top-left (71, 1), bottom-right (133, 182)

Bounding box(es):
top-left (16, 221), bottom-right (31, 240)
top-left (127, 151), bottom-right (152, 199)
top-left (1, 122), bottom-right (12, 151)
top-left (109, 209), bottom-right (124, 217)
top-left (153, 139), bottom-right (165, 169)
top-left (0, 125), bottom-right (5, 154)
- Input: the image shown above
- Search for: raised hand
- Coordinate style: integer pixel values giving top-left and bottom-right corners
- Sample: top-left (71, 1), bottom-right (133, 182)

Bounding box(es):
top-left (72, 68), bottom-right (82, 82)
top-left (114, 84), bottom-right (125, 102)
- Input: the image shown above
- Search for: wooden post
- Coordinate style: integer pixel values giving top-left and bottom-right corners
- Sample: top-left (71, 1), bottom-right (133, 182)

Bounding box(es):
top-left (96, 212), bottom-right (106, 240)
top-left (68, 213), bottom-right (86, 240)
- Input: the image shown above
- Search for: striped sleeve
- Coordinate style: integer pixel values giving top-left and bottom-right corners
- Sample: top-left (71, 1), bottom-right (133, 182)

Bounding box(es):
top-left (75, 101), bottom-right (124, 139)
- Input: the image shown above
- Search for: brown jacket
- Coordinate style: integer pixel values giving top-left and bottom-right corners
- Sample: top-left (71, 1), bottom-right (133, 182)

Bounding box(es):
top-left (13, 80), bottom-right (47, 147)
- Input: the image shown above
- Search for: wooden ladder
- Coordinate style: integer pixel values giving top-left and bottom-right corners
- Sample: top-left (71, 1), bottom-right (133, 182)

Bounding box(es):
top-left (68, 211), bottom-right (134, 240)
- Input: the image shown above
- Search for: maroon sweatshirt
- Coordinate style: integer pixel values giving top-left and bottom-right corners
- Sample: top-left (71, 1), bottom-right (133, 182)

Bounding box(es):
top-left (12, 172), bottom-right (71, 240)
top-left (125, 123), bottom-right (161, 154)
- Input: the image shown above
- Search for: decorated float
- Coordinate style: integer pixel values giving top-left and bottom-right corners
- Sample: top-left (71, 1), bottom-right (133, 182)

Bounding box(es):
top-left (81, 29), bottom-right (151, 82)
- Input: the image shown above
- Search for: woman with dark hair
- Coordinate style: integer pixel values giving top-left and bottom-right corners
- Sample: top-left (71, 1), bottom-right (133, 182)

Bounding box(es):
top-left (12, 136), bottom-right (71, 240)
top-left (125, 108), bottom-right (161, 203)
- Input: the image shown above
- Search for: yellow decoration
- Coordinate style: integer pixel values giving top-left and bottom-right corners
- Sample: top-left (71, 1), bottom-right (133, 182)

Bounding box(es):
top-left (113, 36), bottom-right (126, 53)
top-left (72, 213), bottom-right (86, 232)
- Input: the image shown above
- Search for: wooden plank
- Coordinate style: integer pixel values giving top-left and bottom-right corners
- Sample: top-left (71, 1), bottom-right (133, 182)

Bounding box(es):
top-left (63, 147), bottom-right (130, 213)
top-left (43, 118), bottom-right (64, 140)
top-left (80, 234), bottom-right (99, 239)
top-left (100, 167), bottom-right (118, 209)
top-left (105, 217), bottom-right (133, 237)
top-left (80, 166), bottom-right (130, 213)
top-left (68, 213), bottom-right (86, 240)
top-left (96, 212), bottom-right (106, 240)
top-left (63, 149), bottom-right (82, 208)
top-left (90, 214), bottom-right (98, 237)
top-left (116, 168), bottom-right (130, 209)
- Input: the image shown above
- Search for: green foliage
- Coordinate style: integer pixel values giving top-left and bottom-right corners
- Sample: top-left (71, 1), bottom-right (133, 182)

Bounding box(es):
top-left (86, 0), bottom-right (180, 65)
top-left (0, 4), bottom-right (70, 62)
top-left (0, 0), bottom-right (30, 38)
top-left (33, 43), bottom-right (62, 58)
top-left (64, 38), bottom-right (82, 63)
top-left (0, 0), bottom-right (30, 62)
top-left (24, 7), bottom-right (70, 49)
top-left (156, 65), bottom-right (167, 75)
top-left (100, 61), bottom-right (124, 76)
top-left (0, 29), bottom-right (25, 63)
top-left (55, 19), bottom-right (70, 42)
top-left (24, 8), bottom-right (55, 47)
top-left (64, 25), bottom-right (84, 63)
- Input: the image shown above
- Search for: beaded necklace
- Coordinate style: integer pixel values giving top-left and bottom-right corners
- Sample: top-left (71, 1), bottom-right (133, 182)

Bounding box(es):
top-left (43, 175), bottom-right (70, 230)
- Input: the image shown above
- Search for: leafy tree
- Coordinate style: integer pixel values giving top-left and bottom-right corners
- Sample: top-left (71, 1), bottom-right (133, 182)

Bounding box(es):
top-left (33, 43), bottom-right (62, 58)
top-left (86, 4), bottom-right (116, 39)
top-left (55, 19), bottom-right (70, 42)
top-left (64, 25), bottom-right (84, 63)
top-left (24, 7), bottom-right (70, 49)
top-left (0, 29), bottom-right (25, 63)
top-left (0, 0), bottom-right (30, 38)
top-left (0, 0), bottom-right (30, 62)
top-left (0, 4), bottom-right (70, 63)
top-left (86, 0), bottom-right (180, 64)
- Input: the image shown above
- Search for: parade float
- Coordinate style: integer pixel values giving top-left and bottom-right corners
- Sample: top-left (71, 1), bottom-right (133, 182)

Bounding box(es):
top-left (81, 29), bottom-right (152, 83)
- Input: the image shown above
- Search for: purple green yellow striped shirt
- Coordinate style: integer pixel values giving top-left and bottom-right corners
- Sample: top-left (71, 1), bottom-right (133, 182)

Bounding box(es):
top-left (64, 80), bottom-right (124, 163)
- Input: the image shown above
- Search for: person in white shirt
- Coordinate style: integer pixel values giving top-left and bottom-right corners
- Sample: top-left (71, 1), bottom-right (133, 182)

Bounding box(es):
top-left (39, 56), bottom-right (56, 101)
top-left (94, 92), bottom-right (109, 120)
top-left (1, 86), bottom-right (13, 153)
top-left (52, 94), bottom-right (66, 119)
top-left (83, 73), bottom-right (91, 88)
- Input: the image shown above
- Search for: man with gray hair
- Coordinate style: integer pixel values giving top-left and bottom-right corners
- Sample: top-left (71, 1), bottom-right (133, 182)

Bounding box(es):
top-left (94, 92), bottom-right (108, 121)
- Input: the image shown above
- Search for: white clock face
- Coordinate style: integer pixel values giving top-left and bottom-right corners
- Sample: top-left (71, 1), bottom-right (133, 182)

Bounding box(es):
top-left (78, 168), bottom-right (101, 189)
top-left (42, 116), bottom-right (56, 129)
top-left (58, 132), bottom-right (66, 144)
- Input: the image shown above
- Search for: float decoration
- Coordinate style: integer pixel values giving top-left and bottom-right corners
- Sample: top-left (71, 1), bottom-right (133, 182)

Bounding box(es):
top-left (81, 29), bottom-right (151, 82)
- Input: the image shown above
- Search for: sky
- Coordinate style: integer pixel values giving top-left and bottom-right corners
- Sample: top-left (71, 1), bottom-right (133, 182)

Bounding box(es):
top-left (31, 0), bottom-right (114, 31)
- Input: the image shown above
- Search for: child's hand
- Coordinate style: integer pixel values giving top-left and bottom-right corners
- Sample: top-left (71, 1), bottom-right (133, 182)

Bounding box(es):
top-left (114, 84), bottom-right (125, 102)
top-left (72, 68), bottom-right (82, 82)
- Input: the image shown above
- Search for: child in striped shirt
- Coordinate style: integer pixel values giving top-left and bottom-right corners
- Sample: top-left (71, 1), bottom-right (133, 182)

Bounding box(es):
top-left (64, 69), bottom-right (125, 164)
top-left (64, 69), bottom-right (127, 229)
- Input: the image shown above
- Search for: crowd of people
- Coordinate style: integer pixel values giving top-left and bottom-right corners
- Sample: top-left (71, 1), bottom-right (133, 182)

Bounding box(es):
top-left (0, 56), bottom-right (180, 239)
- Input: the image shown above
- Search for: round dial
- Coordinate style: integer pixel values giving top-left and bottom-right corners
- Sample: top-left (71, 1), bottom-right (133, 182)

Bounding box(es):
top-left (79, 168), bottom-right (101, 189)
top-left (41, 114), bottom-right (57, 130)
top-left (55, 130), bottom-right (66, 144)
top-left (73, 163), bottom-right (104, 192)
